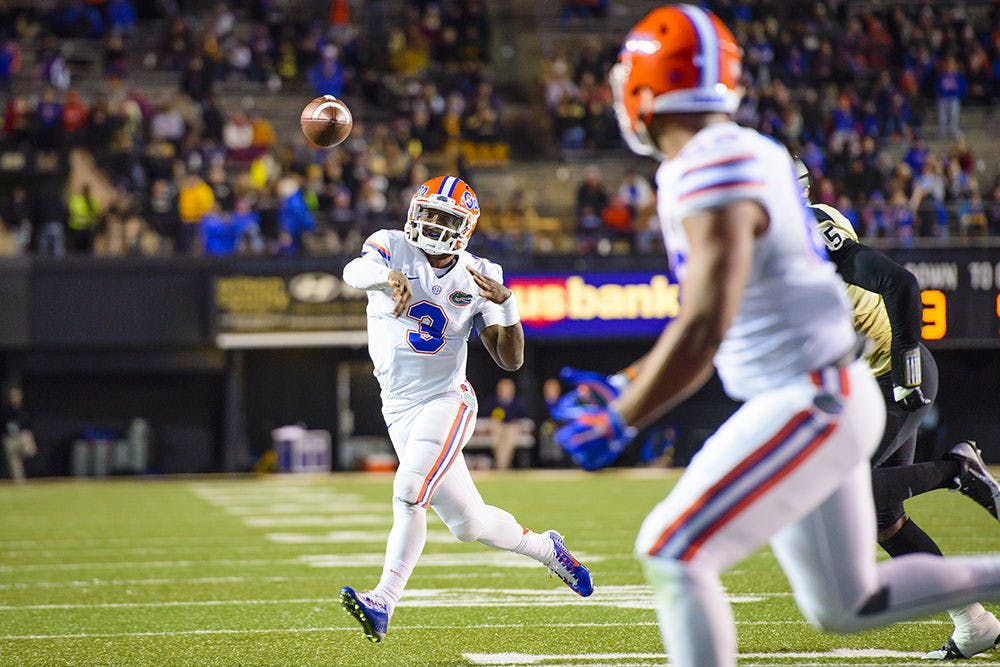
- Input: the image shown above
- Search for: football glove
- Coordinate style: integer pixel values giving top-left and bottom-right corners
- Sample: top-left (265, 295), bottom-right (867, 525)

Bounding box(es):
top-left (893, 385), bottom-right (932, 411)
top-left (554, 404), bottom-right (637, 471)
top-left (559, 366), bottom-right (629, 404)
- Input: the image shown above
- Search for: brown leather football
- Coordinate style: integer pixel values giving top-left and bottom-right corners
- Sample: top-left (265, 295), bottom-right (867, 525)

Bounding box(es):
top-left (300, 95), bottom-right (353, 147)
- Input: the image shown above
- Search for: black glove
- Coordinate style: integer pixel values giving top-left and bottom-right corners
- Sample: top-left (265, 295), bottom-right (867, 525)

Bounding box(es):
top-left (893, 385), bottom-right (931, 411)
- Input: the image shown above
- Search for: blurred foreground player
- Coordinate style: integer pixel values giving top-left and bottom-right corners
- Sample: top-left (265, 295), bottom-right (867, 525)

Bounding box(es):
top-left (553, 6), bottom-right (1000, 666)
top-left (339, 175), bottom-right (592, 643)
top-left (798, 159), bottom-right (1000, 660)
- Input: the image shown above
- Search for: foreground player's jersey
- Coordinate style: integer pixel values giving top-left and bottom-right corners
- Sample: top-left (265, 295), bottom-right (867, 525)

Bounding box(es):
top-left (811, 203), bottom-right (892, 379)
top-left (359, 229), bottom-right (505, 416)
top-left (655, 121), bottom-right (856, 400)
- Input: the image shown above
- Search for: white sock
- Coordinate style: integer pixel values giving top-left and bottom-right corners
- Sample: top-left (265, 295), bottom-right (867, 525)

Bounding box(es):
top-left (515, 530), bottom-right (557, 564)
top-left (949, 603), bottom-right (988, 628)
top-left (373, 500), bottom-right (427, 614)
top-left (474, 505), bottom-right (556, 563)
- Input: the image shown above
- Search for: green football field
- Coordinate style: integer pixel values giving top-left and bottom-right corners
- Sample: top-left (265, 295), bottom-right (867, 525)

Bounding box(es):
top-left (2, 470), bottom-right (1000, 666)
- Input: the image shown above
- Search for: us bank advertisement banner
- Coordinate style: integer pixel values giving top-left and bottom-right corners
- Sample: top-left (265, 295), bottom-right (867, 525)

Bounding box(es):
top-left (507, 272), bottom-right (679, 339)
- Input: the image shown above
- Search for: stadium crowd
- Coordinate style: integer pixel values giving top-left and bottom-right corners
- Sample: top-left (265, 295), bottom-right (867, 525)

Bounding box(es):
top-left (0, 0), bottom-right (999, 258)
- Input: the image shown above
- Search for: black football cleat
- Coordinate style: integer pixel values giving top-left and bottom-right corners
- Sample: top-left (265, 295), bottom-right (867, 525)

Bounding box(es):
top-left (947, 441), bottom-right (1000, 520)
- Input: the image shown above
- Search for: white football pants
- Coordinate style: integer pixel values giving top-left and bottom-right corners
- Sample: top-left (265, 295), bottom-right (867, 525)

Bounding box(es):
top-left (373, 384), bottom-right (553, 610)
top-left (635, 360), bottom-right (1000, 666)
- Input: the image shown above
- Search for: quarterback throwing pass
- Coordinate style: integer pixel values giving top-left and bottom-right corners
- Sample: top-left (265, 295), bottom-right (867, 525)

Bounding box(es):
top-left (339, 175), bottom-right (592, 643)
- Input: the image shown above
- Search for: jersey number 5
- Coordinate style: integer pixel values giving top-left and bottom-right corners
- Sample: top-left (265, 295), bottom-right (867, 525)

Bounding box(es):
top-left (405, 301), bottom-right (449, 354)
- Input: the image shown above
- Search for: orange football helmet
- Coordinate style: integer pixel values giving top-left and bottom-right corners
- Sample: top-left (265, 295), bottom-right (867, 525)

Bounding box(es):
top-left (405, 176), bottom-right (480, 255)
top-left (610, 4), bottom-right (743, 157)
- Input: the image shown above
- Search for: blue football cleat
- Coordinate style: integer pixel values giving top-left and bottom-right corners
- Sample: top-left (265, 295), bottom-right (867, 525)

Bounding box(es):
top-left (543, 530), bottom-right (593, 597)
top-left (340, 586), bottom-right (389, 642)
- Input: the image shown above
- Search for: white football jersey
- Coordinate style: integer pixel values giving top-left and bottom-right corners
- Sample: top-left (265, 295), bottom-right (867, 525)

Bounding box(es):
top-left (358, 229), bottom-right (505, 417)
top-left (655, 121), bottom-right (856, 401)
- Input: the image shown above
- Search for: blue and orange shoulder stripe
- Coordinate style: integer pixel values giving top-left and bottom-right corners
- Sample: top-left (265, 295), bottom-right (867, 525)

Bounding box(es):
top-left (676, 153), bottom-right (765, 202)
top-left (362, 239), bottom-right (391, 263)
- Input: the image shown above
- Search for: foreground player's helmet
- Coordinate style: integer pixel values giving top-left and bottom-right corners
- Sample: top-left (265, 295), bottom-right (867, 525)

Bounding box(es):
top-left (405, 176), bottom-right (480, 255)
top-left (610, 4), bottom-right (743, 157)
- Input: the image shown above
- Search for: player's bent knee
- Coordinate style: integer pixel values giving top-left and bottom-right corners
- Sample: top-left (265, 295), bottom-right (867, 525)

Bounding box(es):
top-left (446, 515), bottom-right (484, 542)
top-left (875, 504), bottom-right (905, 534)
top-left (392, 471), bottom-right (427, 506)
top-left (796, 596), bottom-right (870, 634)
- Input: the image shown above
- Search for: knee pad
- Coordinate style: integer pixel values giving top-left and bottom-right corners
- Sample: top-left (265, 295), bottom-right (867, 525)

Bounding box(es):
top-left (445, 514), bottom-right (484, 543)
top-left (393, 469), bottom-right (428, 507)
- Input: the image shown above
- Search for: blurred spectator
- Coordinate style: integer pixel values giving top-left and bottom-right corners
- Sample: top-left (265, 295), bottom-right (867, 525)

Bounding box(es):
top-left (484, 377), bottom-right (528, 471)
top-left (181, 56), bottom-right (214, 103)
top-left (34, 86), bottom-right (63, 148)
top-left (145, 178), bottom-right (180, 248)
top-left (160, 17), bottom-right (192, 71)
top-left (36, 38), bottom-right (70, 91)
top-left (617, 169), bottom-right (655, 221)
top-left (536, 377), bottom-right (567, 466)
top-left (223, 111), bottom-right (254, 162)
top-left (104, 31), bottom-right (128, 80)
top-left (959, 190), bottom-right (988, 237)
top-left (309, 44), bottom-right (344, 98)
top-left (936, 55), bottom-right (967, 139)
top-left (2, 382), bottom-right (35, 483)
top-left (201, 200), bottom-right (263, 256)
top-left (560, 0), bottom-right (609, 20)
top-left (601, 192), bottom-right (633, 251)
top-left (148, 98), bottom-right (186, 149)
top-left (0, 37), bottom-right (21, 97)
top-left (66, 183), bottom-right (101, 253)
top-left (177, 173), bottom-right (214, 253)
top-left (1, 185), bottom-right (33, 254)
top-left (249, 110), bottom-right (276, 159)
top-left (575, 166), bottom-right (607, 253)
top-left (106, 0), bottom-right (136, 38)
top-left (276, 175), bottom-right (314, 255)
top-left (61, 91), bottom-right (89, 147)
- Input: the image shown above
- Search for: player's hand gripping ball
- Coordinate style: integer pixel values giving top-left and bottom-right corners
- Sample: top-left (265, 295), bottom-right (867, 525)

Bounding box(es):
top-left (300, 95), bottom-right (353, 147)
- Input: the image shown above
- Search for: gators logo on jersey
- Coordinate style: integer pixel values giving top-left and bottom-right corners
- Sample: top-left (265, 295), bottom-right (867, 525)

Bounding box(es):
top-left (448, 290), bottom-right (473, 306)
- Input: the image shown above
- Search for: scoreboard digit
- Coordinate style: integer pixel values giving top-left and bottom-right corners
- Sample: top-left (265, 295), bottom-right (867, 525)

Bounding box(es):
top-left (920, 289), bottom-right (946, 341)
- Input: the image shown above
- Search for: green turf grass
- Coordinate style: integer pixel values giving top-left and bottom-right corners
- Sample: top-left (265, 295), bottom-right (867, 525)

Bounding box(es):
top-left (1, 469), bottom-right (998, 666)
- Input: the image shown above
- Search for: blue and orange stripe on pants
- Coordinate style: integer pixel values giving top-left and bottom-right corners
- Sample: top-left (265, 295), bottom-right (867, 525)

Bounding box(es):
top-left (414, 402), bottom-right (474, 507)
top-left (646, 367), bottom-right (849, 562)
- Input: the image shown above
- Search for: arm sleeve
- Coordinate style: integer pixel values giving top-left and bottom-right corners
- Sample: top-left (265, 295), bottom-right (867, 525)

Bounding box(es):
top-left (343, 256), bottom-right (392, 290)
top-left (829, 241), bottom-right (923, 387)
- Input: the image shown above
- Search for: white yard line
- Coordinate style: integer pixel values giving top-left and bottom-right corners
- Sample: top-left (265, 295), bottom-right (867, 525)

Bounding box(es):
top-left (464, 650), bottom-right (1000, 666)
top-left (243, 514), bottom-right (390, 527)
top-left (0, 576), bottom-right (290, 590)
top-left (222, 503), bottom-right (387, 514)
top-left (0, 586), bottom-right (947, 613)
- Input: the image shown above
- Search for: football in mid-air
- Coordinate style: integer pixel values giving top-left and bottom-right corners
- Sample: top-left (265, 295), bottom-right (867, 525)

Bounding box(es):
top-left (300, 95), bottom-right (353, 148)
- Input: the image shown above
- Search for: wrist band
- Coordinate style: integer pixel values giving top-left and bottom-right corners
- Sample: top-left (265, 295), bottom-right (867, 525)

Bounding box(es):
top-left (496, 292), bottom-right (520, 326)
top-left (901, 346), bottom-right (921, 387)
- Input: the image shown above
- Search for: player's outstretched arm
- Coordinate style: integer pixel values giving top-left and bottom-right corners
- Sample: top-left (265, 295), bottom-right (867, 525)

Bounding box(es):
top-left (616, 201), bottom-right (763, 430)
top-left (343, 257), bottom-right (412, 317)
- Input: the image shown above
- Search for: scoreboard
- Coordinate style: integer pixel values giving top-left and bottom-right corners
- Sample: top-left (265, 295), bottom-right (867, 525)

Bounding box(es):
top-left (895, 251), bottom-right (1000, 349)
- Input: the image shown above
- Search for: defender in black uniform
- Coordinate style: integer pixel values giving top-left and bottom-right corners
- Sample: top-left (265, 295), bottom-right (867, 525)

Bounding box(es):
top-left (799, 160), bottom-right (1000, 660)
